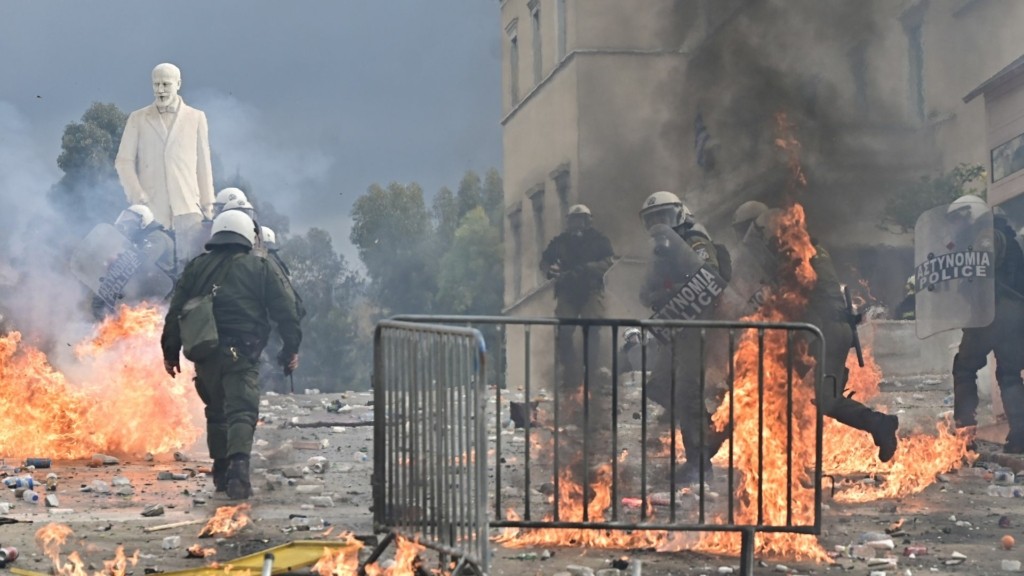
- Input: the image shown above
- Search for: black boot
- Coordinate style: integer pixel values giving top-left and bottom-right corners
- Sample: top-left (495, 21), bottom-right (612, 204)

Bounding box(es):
top-left (870, 413), bottom-right (899, 463)
top-left (212, 458), bottom-right (230, 492)
top-left (226, 454), bottom-right (252, 500)
top-left (999, 384), bottom-right (1024, 454)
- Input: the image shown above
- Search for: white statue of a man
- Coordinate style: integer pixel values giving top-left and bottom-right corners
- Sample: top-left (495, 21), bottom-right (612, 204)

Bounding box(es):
top-left (116, 63), bottom-right (214, 262)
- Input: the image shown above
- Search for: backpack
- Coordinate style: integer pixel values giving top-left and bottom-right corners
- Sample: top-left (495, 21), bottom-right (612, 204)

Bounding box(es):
top-left (179, 254), bottom-right (239, 362)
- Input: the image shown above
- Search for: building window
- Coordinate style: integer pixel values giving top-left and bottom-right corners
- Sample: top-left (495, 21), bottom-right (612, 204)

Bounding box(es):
top-left (992, 132), bottom-right (1024, 183)
top-left (553, 168), bottom-right (570, 222)
top-left (529, 186), bottom-right (545, 283)
top-left (507, 20), bottom-right (520, 104)
top-left (509, 209), bottom-right (523, 297)
top-left (556, 0), bottom-right (567, 60)
top-left (530, 1), bottom-right (543, 84)
top-left (905, 22), bottom-right (925, 122)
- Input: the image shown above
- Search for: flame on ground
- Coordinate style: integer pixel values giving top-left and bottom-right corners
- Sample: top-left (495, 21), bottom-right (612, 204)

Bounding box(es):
top-left (495, 463), bottom-right (666, 549)
top-left (36, 523), bottom-right (140, 576)
top-left (0, 304), bottom-right (203, 458)
top-left (312, 532), bottom-right (363, 576)
top-left (187, 543), bottom-right (218, 558)
top-left (199, 504), bottom-right (253, 538)
top-left (363, 536), bottom-right (426, 576)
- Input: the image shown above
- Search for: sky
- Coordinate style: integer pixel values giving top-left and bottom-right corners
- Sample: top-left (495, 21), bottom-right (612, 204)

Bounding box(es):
top-left (0, 1), bottom-right (503, 266)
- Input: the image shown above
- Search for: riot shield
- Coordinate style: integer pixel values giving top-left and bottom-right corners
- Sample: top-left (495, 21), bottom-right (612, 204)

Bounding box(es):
top-left (914, 204), bottom-right (995, 339)
top-left (70, 223), bottom-right (174, 311)
top-left (642, 224), bottom-right (729, 343)
top-left (722, 236), bottom-right (776, 319)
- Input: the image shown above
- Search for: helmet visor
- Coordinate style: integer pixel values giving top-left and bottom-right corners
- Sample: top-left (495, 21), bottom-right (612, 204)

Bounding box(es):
top-left (114, 210), bottom-right (143, 235)
top-left (642, 206), bottom-right (677, 230)
top-left (567, 213), bottom-right (590, 232)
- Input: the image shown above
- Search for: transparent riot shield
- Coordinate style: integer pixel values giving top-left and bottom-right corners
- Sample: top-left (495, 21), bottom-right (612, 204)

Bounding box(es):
top-left (914, 204), bottom-right (995, 339)
top-left (70, 223), bottom-right (174, 311)
top-left (642, 224), bottom-right (729, 343)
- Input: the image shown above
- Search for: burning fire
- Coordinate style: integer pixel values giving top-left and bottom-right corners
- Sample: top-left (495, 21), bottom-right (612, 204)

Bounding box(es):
top-left (187, 543), bottom-right (218, 558)
top-left (199, 504), bottom-right (254, 538)
top-left (36, 523), bottom-right (140, 576)
top-left (0, 304), bottom-right (203, 458)
top-left (312, 533), bottom-right (363, 576)
top-left (364, 536), bottom-right (426, 576)
top-left (495, 463), bottom-right (666, 549)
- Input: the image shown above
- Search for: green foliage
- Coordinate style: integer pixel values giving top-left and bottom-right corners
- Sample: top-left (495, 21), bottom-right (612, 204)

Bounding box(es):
top-left (884, 163), bottom-right (987, 232)
top-left (278, 228), bottom-right (369, 391)
top-left (350, 182), bottom-right (436, 314)
top-left (49, 102), bottom-right (129, 230)
top-left (435, 207), bottom-right (503, 315)
top-left (214, 171), bottom-right (290, 236)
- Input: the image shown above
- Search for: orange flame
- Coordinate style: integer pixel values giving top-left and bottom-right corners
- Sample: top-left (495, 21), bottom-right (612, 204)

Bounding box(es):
top-left (35, 523), bottom-right (140, 576)
top-left (312, 533), bottom-right (363, 576)
top-left (363, 536), bottom-right (426, 576)
top-left (199, 504), bottom-right (253, 538)
top-left (187, 543), bottom-right (218, 558)
top-left (0, 304), bottom-right (203, 458)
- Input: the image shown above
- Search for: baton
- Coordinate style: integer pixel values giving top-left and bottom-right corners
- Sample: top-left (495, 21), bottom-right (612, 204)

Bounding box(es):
top-left (289, 373), bottom-right (295, 394)
top-left (843, 284), bottom-right (865, 368)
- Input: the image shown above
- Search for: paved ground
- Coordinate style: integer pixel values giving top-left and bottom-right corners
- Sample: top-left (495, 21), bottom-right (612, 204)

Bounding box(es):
top-left (1, 380), bottom-right (1022, 576)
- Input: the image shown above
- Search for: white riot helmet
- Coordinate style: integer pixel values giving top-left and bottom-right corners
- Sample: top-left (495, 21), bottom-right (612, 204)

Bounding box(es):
top-left (206, 210), bottom-right (257, 250)
top-left (946, 194), bottom-right (988, 226)
top-left (214, 187), bottom-right (248, 214)
top-left (222, 197), bottom-right (256, 220)
top-left (261, 226), bottom-right (278, 250)
top-left (732, 200), bottom-right (768, 237)
top-left (115, 204), bottom-right (155, 235)
top-left (639, 191), bottom-right (692, 230)
top-left (566, 204), bottom-right (592, 234)
top-left (623, 327), bottom-right (642, 343)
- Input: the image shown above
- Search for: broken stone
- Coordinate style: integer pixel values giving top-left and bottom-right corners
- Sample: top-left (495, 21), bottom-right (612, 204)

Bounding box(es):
top-left (157, 471), bottom-right (189, 481)
top-left (565, 565), bottom-right (595, 576)
top-left (161, 536), bottom-right (180, 550)
top-left (141, 504), bottom-right (165, 517)
top-left (851, 545), bottom-right (875, 559)
top-left (111, 476), bottom-right (132, 486)
top-left (91, 454), bottom-right (119, 465)
top-left (868, 557), bottom-right (897, 567)
top-left (87, 480), bottom-right (111, 494)
top-left (295, 484), bottom-right (323, 495)
top-left (264, 473), bottom-right (286, 490)
top-left (173, 452), bottom-right (188, 462)
top-left (308, 456), bottom-right (329, 474)
top-left (999, 515), bottom-right (1013, 528)
top-left (281, 466), bottom-right (305, 479)
top-left (1002, 559), bottom-right (1022, 572)
top-left (866, 538), bottom-right (895, 550)
top-left (115, 485), bottom-right (134, 496)
top-left (773, 565), bottom-right (788, 573)
top-left (45, 494), bottom-right (59, 508)
top-left (717, 568), bottom-right (734, 574)
top-left (193, 496), bottom-right (207, 505)
top-left (994, 469), bottom-right (1016, 485)
top-left (309, 496), bottom-right (334, 507)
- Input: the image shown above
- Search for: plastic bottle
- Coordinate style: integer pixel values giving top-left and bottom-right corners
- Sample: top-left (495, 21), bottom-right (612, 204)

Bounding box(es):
top-left (23, 489), bottom-right (40, 503)
top-left (3, 476), bottom-right (34, 490)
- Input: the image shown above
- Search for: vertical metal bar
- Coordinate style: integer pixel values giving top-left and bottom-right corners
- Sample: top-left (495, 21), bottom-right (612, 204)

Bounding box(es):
top-left (373, 326), bottom-right (386, 529)
top-left (456, 336), bottom-right (467, 548)
top-left (756, 328), bottom-right (765, 526)
top-left (785, 330), bottom-right (794, 527)
top-left (739, 527), bottom-right (756, 576)
top-left (697, 327), bottom-right (707, 525)
top-left (610, 325), bottom-right (620, 523)
top-left (669, 329), bottom-right (677, 523)
top-left (813, 330), bottom-right (825, 535)
top-left (476, 332), bottom-right (490, 573)
top-left (552, 324), bottom-right (561, 523)
top-left (640, 328), bottom-right (648, 522)
top-left (438, 334), bottom-right (451, 549)
top-left (727, 329), bottom-right (736, 526)
top-left (399, 333), bottom-right (410, 532)
top-left (523, 326), bottom-right (532, 521)
top-left (582, 323), bottom-right (591, 523)
top-left (494, 332), bottom-right (503, 520)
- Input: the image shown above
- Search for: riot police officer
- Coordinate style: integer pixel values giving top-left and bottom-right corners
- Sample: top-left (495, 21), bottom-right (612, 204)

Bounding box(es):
top-left (947, 196), bottom-right (1024, 452)
top-left (638, 191), bottom-right (729, 483)
top-left (540, 204), bottom-right (615, 377)
top-left (161, 211), bottom-right (302, 499)
top-left (757, 209), bottom-right (899, 462)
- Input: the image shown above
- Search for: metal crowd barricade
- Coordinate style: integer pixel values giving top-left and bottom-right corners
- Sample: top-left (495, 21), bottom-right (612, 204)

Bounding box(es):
top-left (389, 315), bottom-right (826, 576)
top-left (370, 320), bottom-right (490, 576)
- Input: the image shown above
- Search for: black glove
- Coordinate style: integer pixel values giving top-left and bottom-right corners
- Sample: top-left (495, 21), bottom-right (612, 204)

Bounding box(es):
top-left (277, 349), bottom-right (299, 375)
top-left (164, 355), bottom-right (181, 378)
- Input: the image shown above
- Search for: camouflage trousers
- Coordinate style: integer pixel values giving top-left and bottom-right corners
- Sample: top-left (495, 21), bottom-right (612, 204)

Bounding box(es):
top-left (194, 345), bottom-right (262, 459)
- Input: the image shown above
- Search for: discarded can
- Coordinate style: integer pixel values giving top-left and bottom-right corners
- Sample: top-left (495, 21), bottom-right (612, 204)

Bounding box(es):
top-left (24, 458), bottom-right (51, 469)
top-left (0, 546), bottom-right (19, 563)
top-left (903, 545), bottom-right (927, 556)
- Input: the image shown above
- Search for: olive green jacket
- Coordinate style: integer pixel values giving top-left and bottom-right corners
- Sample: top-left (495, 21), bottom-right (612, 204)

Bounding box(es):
top-left (161, 246), bottom-right (302, 362)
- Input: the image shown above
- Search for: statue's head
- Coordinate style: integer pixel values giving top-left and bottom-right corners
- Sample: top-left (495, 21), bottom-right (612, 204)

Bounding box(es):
top-left (151, 63), bottom-right (182, 106)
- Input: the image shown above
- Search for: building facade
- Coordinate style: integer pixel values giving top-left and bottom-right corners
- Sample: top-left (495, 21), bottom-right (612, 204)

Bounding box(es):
top-left (499, 0), bottom-right (1024, 386)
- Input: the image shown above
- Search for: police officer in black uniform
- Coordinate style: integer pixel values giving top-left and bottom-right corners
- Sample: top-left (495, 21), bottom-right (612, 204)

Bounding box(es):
top-left (947, 197), bottom-right (1024, 453)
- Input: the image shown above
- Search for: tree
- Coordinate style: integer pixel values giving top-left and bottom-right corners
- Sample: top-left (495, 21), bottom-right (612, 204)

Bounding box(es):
top-left (884, 163), bottom-right (987, 232)
top-left (350, 182), bottom-right (436, 314)
top-left (48, 102), bottom-right (129, 231)
top-left (214, 170), bottom-right (290, 237)
top-left (481, 168), bottom-right (504, 226)
top-left (435, 207), bottom-right (503, 315)
top-left (432, 186), bottom-right (459, 247)
top-left (278, 228), bottom-right (369, 391)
